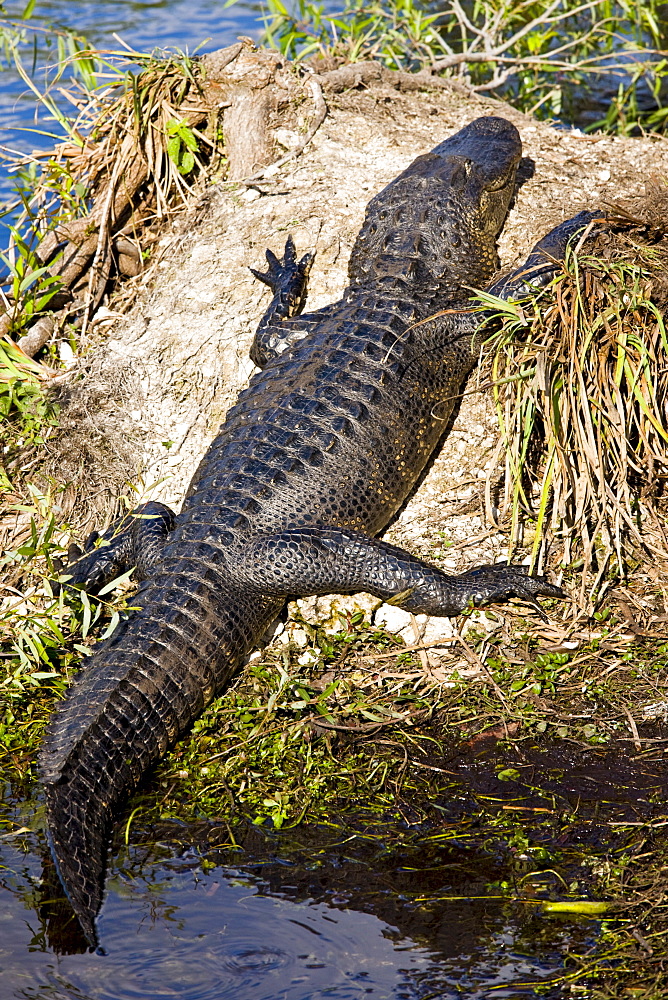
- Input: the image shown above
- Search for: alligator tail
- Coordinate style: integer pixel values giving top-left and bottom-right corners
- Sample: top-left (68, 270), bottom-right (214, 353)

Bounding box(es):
top-left (40, 569), bottom-right (280, 946)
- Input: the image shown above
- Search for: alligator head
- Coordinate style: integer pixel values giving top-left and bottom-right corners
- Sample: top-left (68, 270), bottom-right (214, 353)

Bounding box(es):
top-left (348, 115), bottom-right (522, 295)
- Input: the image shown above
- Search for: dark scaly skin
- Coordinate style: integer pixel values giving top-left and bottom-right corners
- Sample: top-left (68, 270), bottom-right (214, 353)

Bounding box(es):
top-left (40, 116), bottom-right (597, 947)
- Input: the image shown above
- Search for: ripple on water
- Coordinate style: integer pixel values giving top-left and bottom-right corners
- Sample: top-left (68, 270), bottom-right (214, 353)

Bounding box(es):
top-left (19, 866), bottom-right (433, 1000)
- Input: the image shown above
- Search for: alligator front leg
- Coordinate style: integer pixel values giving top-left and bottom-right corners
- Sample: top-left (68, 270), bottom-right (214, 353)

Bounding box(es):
top-left (234, 527), bottom-right (564, 616)
top-left (56, 501), bottom-right (175, 594)
top-left (488, 209), bottom-right (602, 300)
top-left (250, 236), bottom-right (315, 368)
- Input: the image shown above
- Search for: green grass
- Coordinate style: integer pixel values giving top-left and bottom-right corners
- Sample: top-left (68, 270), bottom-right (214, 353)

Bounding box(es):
top-left (246, 0), bottom-right (668, 134)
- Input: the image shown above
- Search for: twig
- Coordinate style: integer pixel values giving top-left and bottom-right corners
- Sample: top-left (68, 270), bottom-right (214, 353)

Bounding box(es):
top-left (452, 627), bottom-right (512, 714)
top-left (409, 613), bottom-right (432, 673)
top-left (357, 638), bottom-right (456, 663)
top-left (80, 156), bottom-right (120, 339)
top-left (623, 705), bottom-right (642, 752)
top-left (431, 0), bottom-right (655, 77)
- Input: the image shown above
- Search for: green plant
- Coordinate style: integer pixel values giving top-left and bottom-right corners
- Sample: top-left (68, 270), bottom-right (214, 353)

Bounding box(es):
top-left (0, 336), bottom-right (57, 460)
top-left (165, 118), bottom-right (200, 175)
top-left (232, 0), bottom-right (668, 134)
top-left (0, 493), bottom-right (142, 792)
top-left (1, 228), bottom-right (63, 328)
top-left (595, 57), bottom-right (668, 134)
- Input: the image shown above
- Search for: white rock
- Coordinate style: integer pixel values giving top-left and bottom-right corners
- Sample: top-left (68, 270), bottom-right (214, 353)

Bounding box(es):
top-left (293, 592), bottom-right (379, 633)
top-left (58, 341), bottom-right (75, 365)
top-left (374, 604), bottom-right (457, 654)
top-left (274, 128), bottom-right (300, 150)
top-left (374, 604), bottom-right (414, 635)
top-left (287, 626), bottom-right (309, 647)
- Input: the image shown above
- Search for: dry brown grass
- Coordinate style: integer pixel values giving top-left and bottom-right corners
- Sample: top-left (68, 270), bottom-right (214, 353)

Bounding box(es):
top-left (0, 43), bottom-right (231, 357)
top-left (486, 189), bottom-right (668, 602)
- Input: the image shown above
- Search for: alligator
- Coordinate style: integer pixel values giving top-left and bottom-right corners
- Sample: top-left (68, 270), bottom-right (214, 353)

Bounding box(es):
top-left (40, 115), bottom-right (599, 948)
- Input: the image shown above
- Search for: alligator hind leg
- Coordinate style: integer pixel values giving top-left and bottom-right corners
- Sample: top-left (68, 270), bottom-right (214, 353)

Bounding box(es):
top-left (250, 236), bottom-right (314, 368)
top-left (234, 526), bottom-right (564, 617)
top-left (56, 501), bottom-right (175, 595)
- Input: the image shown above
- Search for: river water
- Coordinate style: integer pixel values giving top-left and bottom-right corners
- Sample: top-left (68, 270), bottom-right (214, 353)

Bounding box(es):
top-left (0, 0), bottom-right (263, 209)
top-left (4, 730), bottom-right (666, 999)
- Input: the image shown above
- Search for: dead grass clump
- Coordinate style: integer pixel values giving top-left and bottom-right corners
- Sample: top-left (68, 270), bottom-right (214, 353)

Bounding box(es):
top-left (487, 191), bottom-right (668, 598)
top-left (1, 41), bottom-right (327, 361)
top-left (1, 48), bottom-right (219, 352)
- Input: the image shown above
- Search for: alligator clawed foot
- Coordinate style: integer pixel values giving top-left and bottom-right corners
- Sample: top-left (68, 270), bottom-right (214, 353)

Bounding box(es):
top-left (250, 235), bottom-right (314, 306)
top-left (51, 502), bottom-right (175, 597)
top-left (52, 539), bottom-right (117, 596)
top-left (458, 562), bottom-right (566, 614)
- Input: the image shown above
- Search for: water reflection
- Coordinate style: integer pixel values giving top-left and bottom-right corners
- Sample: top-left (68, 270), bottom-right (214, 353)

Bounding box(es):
top-left (2, 0), bottom-right (262, 55)
top-left (0, 801), bottom-right (597, 1000)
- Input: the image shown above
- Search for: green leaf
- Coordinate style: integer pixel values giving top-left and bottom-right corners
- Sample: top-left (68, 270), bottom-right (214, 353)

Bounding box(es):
top-left (18, 265), bottom-right (51, 295)
top-left (80, 590), bottom-right (92, 638)
top-left (97, 567), bottom-right (136, 596)
top-left (166, 134), bottom-right (181, 166)
top-left (100, 610), bottom-right (121, 640)
top-left (180, 126), bottom-right (198, 152)
top-left (178, 148), bottom-right (195, 174)
top-left (542, 900), bottom-right (612, 916)
top-left (497, 768), bottom-right (521, 782)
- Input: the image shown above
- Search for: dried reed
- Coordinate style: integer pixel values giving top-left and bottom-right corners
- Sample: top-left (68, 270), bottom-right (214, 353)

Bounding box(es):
top-left (485, 197), bottom-right (668, 599)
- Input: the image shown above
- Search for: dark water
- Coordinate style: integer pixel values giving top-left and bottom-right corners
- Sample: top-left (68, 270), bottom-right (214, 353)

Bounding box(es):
top-left (0, 825), bottom-right (578, 1000)
top-left (0, 805), bottom-right (592, 1000)
top-left (3, 735), bottom-right (667, 999)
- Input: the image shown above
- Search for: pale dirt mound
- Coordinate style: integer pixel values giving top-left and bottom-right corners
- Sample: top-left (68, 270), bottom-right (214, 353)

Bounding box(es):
top-left (11, 63), bottom-right (668, 642)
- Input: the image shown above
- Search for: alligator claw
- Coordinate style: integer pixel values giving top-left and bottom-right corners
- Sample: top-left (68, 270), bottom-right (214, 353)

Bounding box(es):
top-left (68, 542), bottom-right (83, 562)
top-left (250, 236), bottom-right (314, 296)
top-left (83, 530), bottom-right (100, 553)
top-left (458, 562), bottom-right (565, 612)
